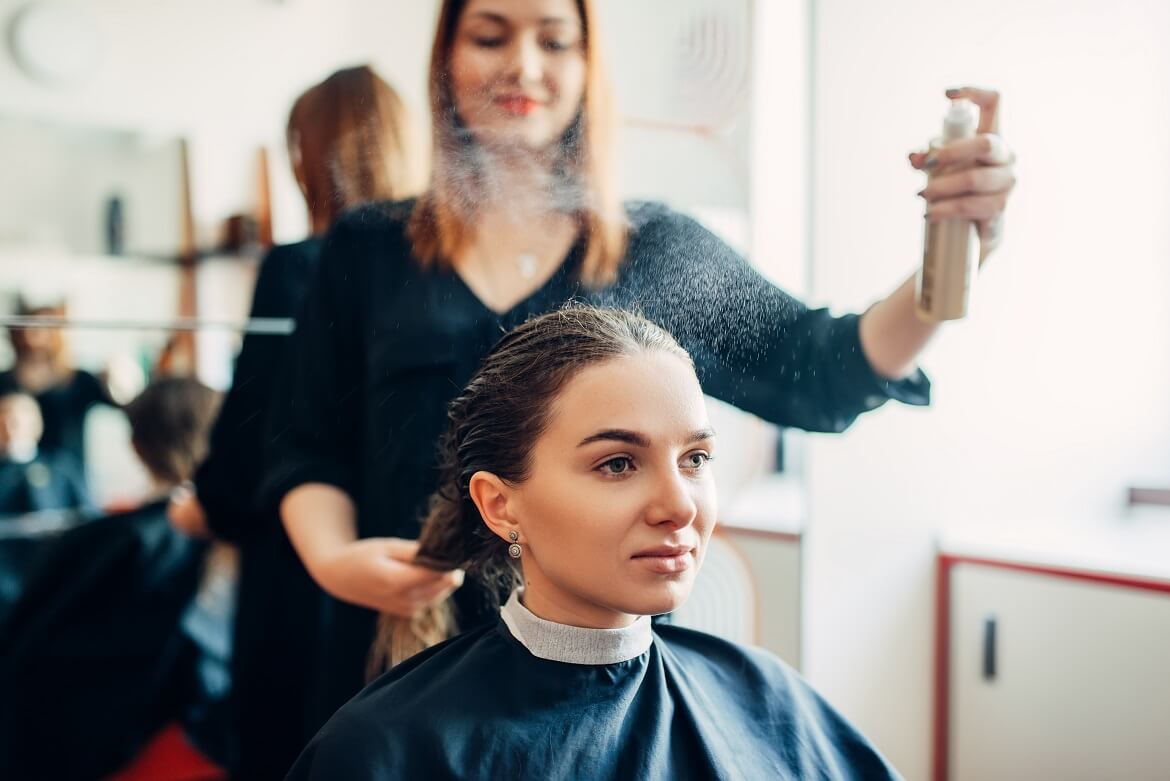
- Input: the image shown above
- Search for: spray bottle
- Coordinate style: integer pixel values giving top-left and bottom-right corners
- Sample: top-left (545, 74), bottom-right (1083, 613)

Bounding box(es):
top-left (916, 98), bottom-right (979, 321)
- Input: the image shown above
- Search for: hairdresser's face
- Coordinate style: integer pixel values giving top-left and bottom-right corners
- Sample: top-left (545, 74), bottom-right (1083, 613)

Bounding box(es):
top-left (449, 0), bottom-right (587, 151)
top-left (510, 352), bottom-right (717, 628)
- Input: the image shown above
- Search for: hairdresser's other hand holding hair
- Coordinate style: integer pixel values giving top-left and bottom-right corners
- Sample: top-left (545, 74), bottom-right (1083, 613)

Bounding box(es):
top-left (314, 537), bottom-right (465, 617)
top-left (282, 483), bottom-right (465, 615)
top-left (910, 86), bottom-right (1015, 263)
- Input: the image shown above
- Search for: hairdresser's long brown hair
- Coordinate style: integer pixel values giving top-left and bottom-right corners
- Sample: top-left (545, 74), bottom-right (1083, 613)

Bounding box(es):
top-left (407, 0), bottom-right (627, 288)
top-left (366, 306), bottom-right (691, 677)
top-left (288, 65), bottom-right (424, 231)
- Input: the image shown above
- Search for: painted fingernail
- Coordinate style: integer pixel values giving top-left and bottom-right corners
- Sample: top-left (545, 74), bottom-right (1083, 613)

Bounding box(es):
top-left (945, 88), bottom-right (961, 97)
top-left (924, 154), bottom-right (939, 169)
top-left (916, 189), bottom-right (926, 198)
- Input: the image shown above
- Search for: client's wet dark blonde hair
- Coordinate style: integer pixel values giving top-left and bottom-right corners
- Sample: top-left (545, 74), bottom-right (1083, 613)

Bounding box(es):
top-left (367, 305), bottom-right (692, 677)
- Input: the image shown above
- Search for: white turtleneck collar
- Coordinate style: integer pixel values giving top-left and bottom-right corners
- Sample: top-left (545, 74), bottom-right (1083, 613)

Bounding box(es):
top-left (499, 589), bottom-right (653, 666)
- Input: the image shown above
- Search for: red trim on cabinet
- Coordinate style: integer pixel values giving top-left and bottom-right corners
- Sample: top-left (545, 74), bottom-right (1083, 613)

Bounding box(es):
top-left (932, 555), bottom-right (953, 781)
top-left (941, 554), bottom-right (1170, 596)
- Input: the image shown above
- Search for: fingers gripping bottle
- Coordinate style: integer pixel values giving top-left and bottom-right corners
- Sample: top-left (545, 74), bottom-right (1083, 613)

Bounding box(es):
top-left (916, 98), bottom-right (979, 321)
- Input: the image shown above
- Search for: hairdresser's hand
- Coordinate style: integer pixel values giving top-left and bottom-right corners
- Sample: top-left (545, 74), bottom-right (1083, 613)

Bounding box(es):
top-left (909, 86), bottom-right (1016, 264)
top-left (313, 537), bottom-right (465, 617)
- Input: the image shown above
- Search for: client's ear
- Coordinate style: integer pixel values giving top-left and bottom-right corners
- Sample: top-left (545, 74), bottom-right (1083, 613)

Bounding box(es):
top-left (468, 470), bottom-right (521, 543)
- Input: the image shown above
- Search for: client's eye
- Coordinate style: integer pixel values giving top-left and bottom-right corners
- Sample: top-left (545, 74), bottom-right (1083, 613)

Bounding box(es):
top-left (597, 456), bottom-right (634, 476)
top-left (681, 452), bottom-right (712, 471)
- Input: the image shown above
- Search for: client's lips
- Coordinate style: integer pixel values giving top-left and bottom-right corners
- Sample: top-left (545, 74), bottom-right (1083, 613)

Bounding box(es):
top-left (631, 545), bottom-right (695, 574)
top-left (632, 545), bottom-right (694, 559)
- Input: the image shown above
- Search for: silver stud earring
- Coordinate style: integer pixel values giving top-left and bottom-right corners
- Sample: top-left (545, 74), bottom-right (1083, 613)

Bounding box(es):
top-left (507, 530), bottom-right (521, 559)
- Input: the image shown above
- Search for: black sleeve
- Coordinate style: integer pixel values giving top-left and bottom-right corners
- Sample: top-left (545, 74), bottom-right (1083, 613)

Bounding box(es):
top-left (258, 223), bottom-right (368, 512)
top-left (617, 208), bottom-right (930, 433)
top-left (193, 245), bottom-right (313, 542)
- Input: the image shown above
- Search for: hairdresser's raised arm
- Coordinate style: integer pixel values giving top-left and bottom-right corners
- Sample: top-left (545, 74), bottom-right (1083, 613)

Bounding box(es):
top-left (859, 86), bottom-right (1015, 379)
top-left (613, 205), bottom-right (922, 433)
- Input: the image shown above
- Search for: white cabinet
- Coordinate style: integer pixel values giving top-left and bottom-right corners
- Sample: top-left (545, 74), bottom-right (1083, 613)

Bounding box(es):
top-left (944, 561), bottom-right (1170, 781)
top-left (727, 528), bottom-right (801, 669)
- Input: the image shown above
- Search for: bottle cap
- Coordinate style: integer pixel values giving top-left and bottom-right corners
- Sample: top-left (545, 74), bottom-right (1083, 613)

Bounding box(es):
top-left (944, 98), bottom-right (978, 135)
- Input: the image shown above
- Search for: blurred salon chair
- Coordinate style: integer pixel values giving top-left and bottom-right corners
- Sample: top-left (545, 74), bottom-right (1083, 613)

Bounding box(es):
top-left (671, 529), bottom-right (758, 645)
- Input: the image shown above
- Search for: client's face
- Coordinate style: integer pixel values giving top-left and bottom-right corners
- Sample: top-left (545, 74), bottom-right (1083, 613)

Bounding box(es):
top-left (511, 351), bottom-right (717, 628)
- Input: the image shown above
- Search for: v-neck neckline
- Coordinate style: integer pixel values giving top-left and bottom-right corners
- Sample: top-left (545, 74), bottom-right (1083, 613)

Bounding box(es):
top-left (450, 237), bottom-right (584, 319)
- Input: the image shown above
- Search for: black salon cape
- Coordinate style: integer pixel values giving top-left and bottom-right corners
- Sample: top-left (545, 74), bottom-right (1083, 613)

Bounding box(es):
top-left (0, 501), bottom-right (208, 780)
top-left (262, 199), bottom-right (932, 729)
top-left (287, 621), bottom-right (903, 780)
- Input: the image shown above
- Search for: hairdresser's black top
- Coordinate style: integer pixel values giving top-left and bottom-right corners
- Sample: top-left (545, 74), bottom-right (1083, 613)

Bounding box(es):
top-left (194, 238), bottom-right (322, 543)
top-left (261, 199), bottom-right (929, 718)
top-left (287, 613), bottom-right (904, 781)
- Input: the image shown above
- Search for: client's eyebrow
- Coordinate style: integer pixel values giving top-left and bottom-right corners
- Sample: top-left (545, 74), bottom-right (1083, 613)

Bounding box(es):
top-left (578, 429), bottom-right (649, 448)
top-left (577, 428), bottom-right (717, 448)
top-left (687, 427), bottom-right (718, 444)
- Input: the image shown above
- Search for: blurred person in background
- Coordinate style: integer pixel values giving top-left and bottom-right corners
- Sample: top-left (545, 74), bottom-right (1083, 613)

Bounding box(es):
top-left (168, 64), bottom-right (425, 780)
top-left (0, 300), bottom-right (134, 489)
top-left (0, 376), bottom-right (230, 781)
top-left (0, 390), bottom-right (91, 517)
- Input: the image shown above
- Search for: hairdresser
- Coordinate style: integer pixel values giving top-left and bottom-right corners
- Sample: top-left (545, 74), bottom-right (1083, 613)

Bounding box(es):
top-left (262, 0), bottom-right (1015, 728)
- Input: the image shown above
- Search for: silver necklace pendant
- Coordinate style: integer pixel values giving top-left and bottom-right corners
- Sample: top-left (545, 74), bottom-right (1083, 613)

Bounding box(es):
top-left (517, 252), bottom-right (539, 279)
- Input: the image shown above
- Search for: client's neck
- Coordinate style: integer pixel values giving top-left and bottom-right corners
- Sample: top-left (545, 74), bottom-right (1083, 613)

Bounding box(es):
top-left (520, 585), bottom-right (639, 630)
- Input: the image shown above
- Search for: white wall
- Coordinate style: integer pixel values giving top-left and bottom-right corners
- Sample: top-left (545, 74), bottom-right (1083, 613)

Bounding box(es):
top-left (804, 1), bottom-right (1170, 777)
top-left (0, 0), bottom-right (439, 245)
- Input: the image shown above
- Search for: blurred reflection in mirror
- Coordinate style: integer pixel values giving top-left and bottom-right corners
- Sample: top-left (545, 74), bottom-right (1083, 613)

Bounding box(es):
top-left (0, 299), bottom-right (137, 491)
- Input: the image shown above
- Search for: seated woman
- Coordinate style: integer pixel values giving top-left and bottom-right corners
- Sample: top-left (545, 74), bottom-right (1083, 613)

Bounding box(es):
top-left (288, 306), bottom-right (902, 780)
